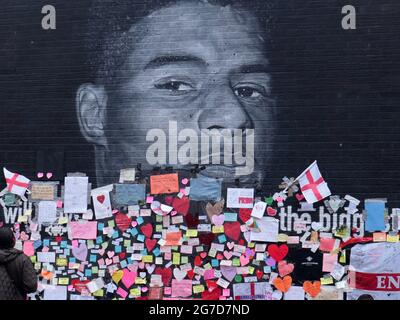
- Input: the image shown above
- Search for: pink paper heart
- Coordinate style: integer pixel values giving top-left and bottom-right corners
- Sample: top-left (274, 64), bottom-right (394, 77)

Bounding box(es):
top-left (46, 172), bottom-right (53, 179)
top-left (121, 269), bottom-right (137, 288)
top-left (278, 260), bottom-right (295, 277)
top-left (72, 243), bottom-right (88, 262)
top-left (131, 221), bottom-right (138, 227)
top-left (223, 250), bottom-right (233, 259)
top-left (211, 214), bottom-right (224, 226)
top-left (266, 257), bottom-right (276, 266)
top-left (296, 193), bottom-right (305, 201)
top-left (107, 251), bottom-right (115, 258)
top-left (227, 242), bottom-right (235, 250)
top-left (200, 252), bottom-right (207, 259)
top-left (240, 255), bottom-right (250, 266)
top-left (220, 266), bottom-right (236, 282)
top-left (141, 287), bottom-right (148, 293)
top-left (138, 262), bottom-right (145, 269)
top-left (181, 178), bottom-right (189, 185)
top-left (37, 172), bottom-right (44, 178)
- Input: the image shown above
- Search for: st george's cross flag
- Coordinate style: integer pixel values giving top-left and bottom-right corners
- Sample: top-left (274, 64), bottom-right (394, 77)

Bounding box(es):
top-left (3, 167), bottom-right (30, 197)
top-left (296, 161), bottom-right (331, 204)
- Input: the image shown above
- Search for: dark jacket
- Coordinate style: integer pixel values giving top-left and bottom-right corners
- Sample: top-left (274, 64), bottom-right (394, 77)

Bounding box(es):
top-left (0, 248), bottom-right (38, 300)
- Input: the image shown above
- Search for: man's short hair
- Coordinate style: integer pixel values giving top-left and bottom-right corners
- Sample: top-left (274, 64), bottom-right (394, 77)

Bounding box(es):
top-left (84, 0), bottom-right (276, 84)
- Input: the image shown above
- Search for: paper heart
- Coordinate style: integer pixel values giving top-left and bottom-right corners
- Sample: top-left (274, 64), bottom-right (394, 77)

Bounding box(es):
top-left (115, 213), bottom-right (132, 232)
top-left (121, 269), bottom-right (137, 288)
top-left (220, 266), bottom-right (236, 282)
top-left (273, 276), bottom-right (292, 293)
top-left (128, 264), bottom-right (138, 273)
top-left (173, 268), bottom-right (187, 281)
top-left (311, 222), bottom-right (322, 231)
top-left (131, 221), bottom-right (138, 227)
top-left (199, 232), bottom-right (214, 246)
top-left (200, 252), bottom-right (207, 259)
top-left (107, 251), bottom-right (115, 258)
top-left (141, 287), bottom-right (148, 293)
top-left (182, 178), bottom-right (189, 185)
top-left (98, 249), bottom-right (105, 256)
top-left (46, 172), bottom-right (53, 179)
top-left (138, 262), bottom-right (145, 269)
top-left (239, 208), bottom-right (252, 223)
top-left (256, 269), bottom-right (263, 280)
top-left (223, 251), bottom-right (233, 260)
top-left (154, 267), bottom-right (172, 286)
top-left (266, 257), bottom-right (276, 266)
top-left (295, 193), bottom-right (305, 201)
top-left (145, 264), bottom-right (155, 274)
top-left (240, 255), bottom-right (250, 266)
top-left (71, 279), bottom-right (90, 294)
top-left (37, 172), bottom-right (44, 178)
top-left (267, 244), bottom-right (289, 262)
top-left (145, 238), bottom-right (157, 252)
top-left (164, 196), bottom-right (174, 205)
top-left (195, 275), bottom-right (201, 281)
top-left (172, 197), bottom-right (190, 216)
top-left (329, 199), bottom-right (342, 212)
top-left (211, 214), bottom-right (224, 226)
top-left (303, 281), bottom-right (321, 298)
top-left (105, 258), bottom-right (112, 265)
top-left (205, 199), bottom-right (225, 220)
top-left (140, 223), bottom-right (153, 238)
top-left (205, 279), bottom-right (218, 291)
top-left (112, 270), bottom-right (124, 284)
top-left (278, 260), bottom-right (294, 277)
top-left (185, 214), bottom-right (199, 228)
top-left (227, 242), bottom-right (235, 250)
top-left (97, 195), bottom-right (105, 204)
top-left (267, 207), bottom-right (277, 216)
top-left (119, 252), bottom-right (126, 259)
top-left (194, 256), bottom-right (203, 266)
top-left (187, 269), bottom-right (195, 280)
top-left (216, 253), bottom-right (223, 260)
top-left (72, 243), bottom-right (88, 262)
top-left (201, 287), bottom-right (221, 300)
top-left (224, 221), bottom-right (241, 241)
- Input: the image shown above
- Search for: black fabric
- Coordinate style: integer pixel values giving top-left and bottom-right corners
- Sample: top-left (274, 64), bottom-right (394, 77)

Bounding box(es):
top-left (289, 249), bottom-right (323, 283)
top-left (0, 248), bottom-right (38, 300)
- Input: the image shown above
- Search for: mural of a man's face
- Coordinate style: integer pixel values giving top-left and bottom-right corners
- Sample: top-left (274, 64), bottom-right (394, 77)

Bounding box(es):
top-left (77, 1), bottom-right (275, 187)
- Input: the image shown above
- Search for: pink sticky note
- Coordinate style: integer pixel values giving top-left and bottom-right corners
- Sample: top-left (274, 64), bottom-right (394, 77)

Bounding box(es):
top-left (319, 238), bottom-right (335, 252)
top-left (116, 287), bottom-right (128, 299)
top-left (70, 221), bottom-right (97, 240)
top-left (204, 269), bottom-right (215, 280)
top-left (23, 241), bottom-right (35, 257)
top-left (67, 285), bottom-right (74, 292)
top-left (164, 287), bottom-right (172, 295)
top-left (146, 196), bottom-right (154, 204)
top-left (180, 188), bottom-right (186, 195)
top-left (72, 240), bottom-right (79, 248)
top-left (223, 289), bottom-right (230, 297)
top-left (322, 253), bottom-right (338, 272)
top-left (97, 258), bottom-right (105, 266)
top-left (171, 280), bottom-right (192, 298)
top-left (42, 246), bottom-right (49, 253)
top-left (56, 200), bottom-right (63, 208)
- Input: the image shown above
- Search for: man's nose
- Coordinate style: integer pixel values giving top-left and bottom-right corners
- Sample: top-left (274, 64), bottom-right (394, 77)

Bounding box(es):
top-left (197, 85), bottom-right (253, 131)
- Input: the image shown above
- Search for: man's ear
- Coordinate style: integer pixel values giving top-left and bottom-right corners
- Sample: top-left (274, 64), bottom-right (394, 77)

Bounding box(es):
top-left (76, 83), bottom-right (108, 147)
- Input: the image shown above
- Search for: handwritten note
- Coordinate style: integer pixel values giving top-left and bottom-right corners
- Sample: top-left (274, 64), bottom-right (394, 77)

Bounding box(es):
top-left (227, 188), bottom-right (254, 208)
top-left (64, 176), bottom-right (89, 213)
top-left (150, 173), bottom-right (179, 195)
top-left (69, 221), bottom-right (97, 240)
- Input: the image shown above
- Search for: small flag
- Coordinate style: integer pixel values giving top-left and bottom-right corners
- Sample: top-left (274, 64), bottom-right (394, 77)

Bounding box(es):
top-left (3, 167), bottom-right (30, 197)
top-left (296, 161), bottom-right (331, 204)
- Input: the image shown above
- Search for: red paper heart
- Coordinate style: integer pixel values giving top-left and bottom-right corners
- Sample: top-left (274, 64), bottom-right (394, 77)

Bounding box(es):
top-left (199, 232), bottom-right (215, 246)
top-left (154, 267), bottom-right (172, 286)
top-left (256, 269), bottom-right (263, 280)
top-left (184, 214), bottom-right (199, 228)
top-left (140, 223), bottom-right (153, 238)
top-left (119, 252), bottom-right (126, 259)
top-left (239, 208), bottom-right (252, 223)
top-left (164, 196), bottom-right (174, 205)
top-left (97, 195), bottom-right (105, 204)
top-left (71, 279), bottom-right (90, 294)
top-left (267, 207), bottom-right (277, 216)
top-left (194, 256), bottom-right (203, 266)
top-left (172, 197), bottom-right (190, 216)
top-left (224, 222), bottom-right (241, 241)
top-left (115, 213), bottom-right (132, 232)
top-left (296, 193), bottom-right (305, 201)
top-left (55, 236), bottom-right (62, 243)
top-left (238, 239), bottom-right (245, 246)
top-left (187, 269), bottom-right (195, 280)
top-left (145, 238), bottom-right (157, 251)
top-left (268, 244), bottom-right (289, 262)
top-left (201, 287), bottom-right (221, 300)
top-left (206, 280), bottom-right (218, 291)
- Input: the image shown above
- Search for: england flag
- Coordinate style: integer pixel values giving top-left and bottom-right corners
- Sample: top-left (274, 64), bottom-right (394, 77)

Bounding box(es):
top-left (3, 167), bottom-right (30, 197)
top-left (297, 161), bottom-right (331, 204)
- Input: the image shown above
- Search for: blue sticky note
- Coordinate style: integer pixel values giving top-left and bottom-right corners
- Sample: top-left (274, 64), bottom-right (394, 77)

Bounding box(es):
top-left (90, 255), bottom-right (97, 263)
top-left (96, 236), bottom-right (103, 244)
top-left (140, 249), bottom-right (148, 256)
top-left (85, 269), bottom-right (92, 277)
top-left (130, 228), bottom-right (138, 237)
top-left (69, 257), bottom-right (76, 263)
top-left (136, 217), bottom-right (144, 225)
top-left (211, 259), bottom-right (219, 267)
top-left (64, 249), bottom-right (70, 256)
top-left (127, 257), bottom-right (132, 264)
top-left (120, 260), bottom-right (127, 268)
top-left (365, 200), bottom-right (386, 232)
top-left (61, 241), bottom-right (68, 248)
top-left (115, 245), bottom-right (122, 253)
top-left (43, 239), bottom-right (50, 247)
top-left (33, 240), bottom-right (42, 250)
top-left (224, 212), bottom-right (237, 222)
top-left (153, 248), bottom-right (160, 257)
top-left (98, 223), bottom-right (104, 230)
top-left (263, 266), bottom-right (271, 273)
top-left (137, 234), bottom-right (145, 242)
top-left (112, 230), bottom-right (119, 238)
top-left (218, 235), bottom-right (227, 243)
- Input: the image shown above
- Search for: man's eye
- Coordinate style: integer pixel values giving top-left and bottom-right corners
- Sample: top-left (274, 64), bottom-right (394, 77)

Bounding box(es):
top-left (234, 86), bottom-right (265, 99)
top-left (154, 80), bottom-right (193, 92)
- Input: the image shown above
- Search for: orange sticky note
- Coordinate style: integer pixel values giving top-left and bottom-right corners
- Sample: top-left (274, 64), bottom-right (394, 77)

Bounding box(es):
top-left (150, 173), bottom-right (179, 195)
top-left (165, 231), bottom-right (182, 246)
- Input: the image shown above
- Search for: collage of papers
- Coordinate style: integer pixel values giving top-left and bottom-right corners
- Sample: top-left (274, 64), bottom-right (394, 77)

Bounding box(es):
top-left (0, 163), bottom-right (398, 300)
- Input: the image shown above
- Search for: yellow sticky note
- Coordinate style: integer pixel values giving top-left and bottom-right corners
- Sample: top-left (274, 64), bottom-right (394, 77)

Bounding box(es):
top-left (193, 285), bottom-right (205, 294)
top-left (320, 276), bottom-right (334, 285)
top-left (58, 216), bottom-right (68, 225)
top-left (387, 234), bottom-right (399, 243)
top-left (277, 234), bottom-right (288, 242)
top-left (124, 240), bottom-right (131, 247)
top-left (248, 242), bottom-right (255, 248)
top-left (156, 215), bottom-right (163, 222)
top-left (56, 258), bottom-right (68, 267)
top-left (24, 209), bottom-right (32, 216)
top-left (339, 252), bottom-right (346, 264)
top-left (248, 266), bottom-right (255, 274)
top-left (18, 215), bottom-right (28, 223)
top-left (130, 288), bottom-right (141, 296)
top-left (212, 226), bottom-right (224, 234)
top-left (173, 253), bottom-right (180, 265)
top-left (135, 277), bottom-right (147, 285)
top-left (142, 255), bottom-right (153, 263)
top-left (31, 256), bottom-right (37, 264)
top-left (93, 289), bottom-right (104, 297)
top-left (155, 224), bottom-right (163, 232)
top-left (186, 229), bottom-right (198, 237)
top-left (58, 278), bottom-right (69, 285)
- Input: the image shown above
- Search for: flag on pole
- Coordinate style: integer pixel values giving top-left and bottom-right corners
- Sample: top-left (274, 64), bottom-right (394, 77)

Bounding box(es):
top-left (296, 161), bottom-right (331, 204)
top-left (3, 167), bottom-right (30, 197)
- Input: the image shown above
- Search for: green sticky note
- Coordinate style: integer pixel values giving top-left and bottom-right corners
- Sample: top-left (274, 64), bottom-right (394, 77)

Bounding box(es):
top-left (232, 258), bottom-right (241, 267)
top-left (265, 197), bottom-right (274, 205)
top-left (181, 256), bottom-right (189, 264)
